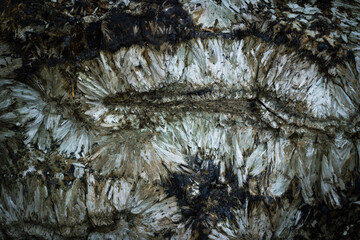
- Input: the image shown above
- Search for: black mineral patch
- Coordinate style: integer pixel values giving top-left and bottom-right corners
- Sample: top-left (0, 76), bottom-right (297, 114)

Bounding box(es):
top-left (165, 154), bottom-right (246, 239)
top-left (317, 42), bottom-right (329, 52)
top-left (0, 0), bottom-right (195, 77)
top-left (93, 2), bottom-right (194, 51)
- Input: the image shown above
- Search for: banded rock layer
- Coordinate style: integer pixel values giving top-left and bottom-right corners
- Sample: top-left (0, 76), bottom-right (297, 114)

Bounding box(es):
top-left (0, 0), bottom-right (360, 239)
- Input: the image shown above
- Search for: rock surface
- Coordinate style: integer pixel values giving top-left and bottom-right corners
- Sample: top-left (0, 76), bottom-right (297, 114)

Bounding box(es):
top-left (0, 0), bottom-right (360, 239)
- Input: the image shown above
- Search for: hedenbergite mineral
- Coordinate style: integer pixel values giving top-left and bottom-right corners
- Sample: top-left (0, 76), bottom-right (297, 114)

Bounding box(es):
top-left (0, 0), bottom-right (359, 239)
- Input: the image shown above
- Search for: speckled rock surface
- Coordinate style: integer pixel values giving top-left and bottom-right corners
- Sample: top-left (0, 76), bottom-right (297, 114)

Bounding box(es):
top-left (0, 0), bottom-right (360, 239)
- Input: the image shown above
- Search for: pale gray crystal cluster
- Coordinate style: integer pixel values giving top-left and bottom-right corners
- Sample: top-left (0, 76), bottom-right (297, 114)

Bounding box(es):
top-left (0, 0), bottom-right (360, 239)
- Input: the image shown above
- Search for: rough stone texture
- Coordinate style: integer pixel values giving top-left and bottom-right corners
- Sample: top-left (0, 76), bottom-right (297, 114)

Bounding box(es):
top-left (0, 0), bottom-right (360, 239)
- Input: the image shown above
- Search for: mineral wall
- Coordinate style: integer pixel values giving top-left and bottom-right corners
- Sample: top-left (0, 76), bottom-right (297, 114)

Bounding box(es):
top-left (0, 0), bottom-right (360, 239)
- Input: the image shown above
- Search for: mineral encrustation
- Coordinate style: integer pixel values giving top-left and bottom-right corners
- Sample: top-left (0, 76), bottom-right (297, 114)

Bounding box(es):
top-left (0, 0), bottom-right (360, 239)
